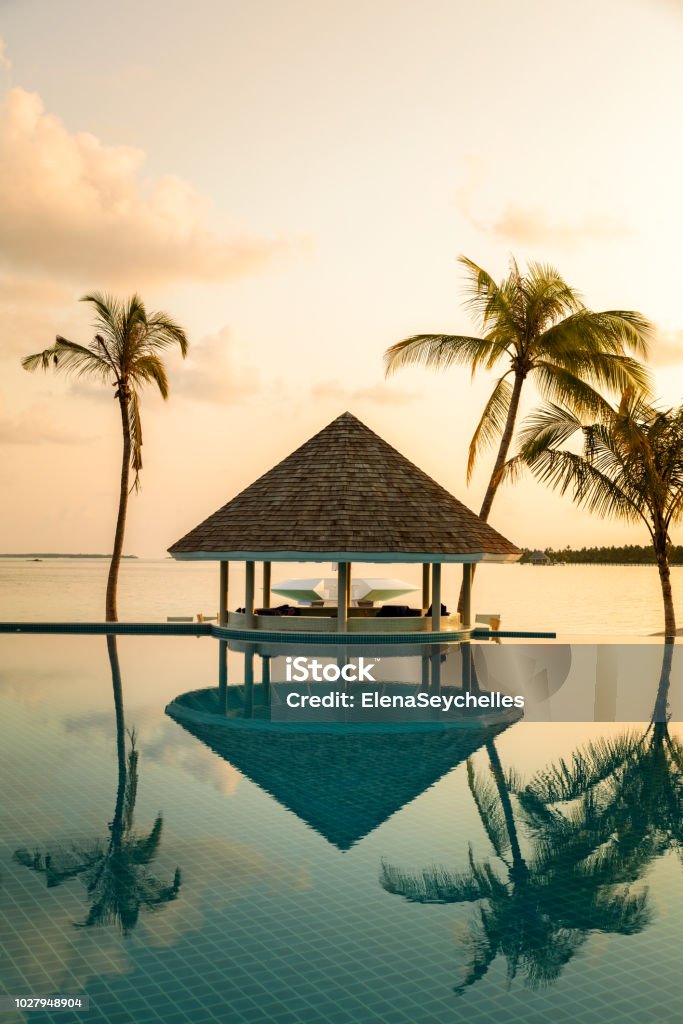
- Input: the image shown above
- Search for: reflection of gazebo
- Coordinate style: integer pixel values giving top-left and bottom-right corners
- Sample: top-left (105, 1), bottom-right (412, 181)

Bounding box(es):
top-left (166, 688), bottom-right (516, 850)
top-left (168, 412), bottom-right (520, 633)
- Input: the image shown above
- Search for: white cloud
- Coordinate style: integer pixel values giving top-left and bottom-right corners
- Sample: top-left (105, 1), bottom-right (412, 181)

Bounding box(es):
top-left (455, 155), bottom-right (630, 247)
top-left (0, 405), bottom-right (93, 445)
top-left (310, 379), bottom-right (417, 406)
top-left (169, 326), bottom-right (262, 403)
top-left (0, 88), bottom-right (297, 287)
top-left (0, 37), bottom-right (11, 73)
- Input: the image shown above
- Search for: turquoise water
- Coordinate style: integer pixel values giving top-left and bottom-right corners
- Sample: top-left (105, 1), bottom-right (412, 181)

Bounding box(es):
top-left (1, 633), bottom-right (682, 1023)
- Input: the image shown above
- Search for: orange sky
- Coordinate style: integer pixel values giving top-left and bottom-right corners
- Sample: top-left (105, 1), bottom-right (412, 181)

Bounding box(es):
top-left (0, 0), bottom-right (682, 556)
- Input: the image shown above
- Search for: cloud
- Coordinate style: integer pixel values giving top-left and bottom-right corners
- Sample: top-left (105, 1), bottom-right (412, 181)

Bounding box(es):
top-left (491, 205), bottom-right (629, 246)
top-left (0, 88), bottom-right (297, 286)
top-left (310, 379), bottom-right (417, 406)
top-left (649, 328), bottom-right (683, 367)
top-left (0, 405), bottom-right (93, 445)
top-left (455, 156), bottom-right (630, 247)
top-left (169, 326), bottom-right (262, 403)
top-left (0, 37), bottom-right (11, 72)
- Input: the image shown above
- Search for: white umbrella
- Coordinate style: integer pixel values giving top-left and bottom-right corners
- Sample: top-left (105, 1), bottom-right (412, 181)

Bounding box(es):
top-left (270, 578), bottom-right (326, 604)
top-left (352, 578), bottom-right (417, 603)
top-left (271, 576), bottom-right (416, 606)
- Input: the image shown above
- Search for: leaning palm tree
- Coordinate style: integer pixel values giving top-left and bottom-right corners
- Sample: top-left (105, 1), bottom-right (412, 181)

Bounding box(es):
top-left (22, 294), bottom-right (188, 620)
top-left (511, 392), bottom-right (683, 636)
top-left (384, 258), bottom-right (652, 609)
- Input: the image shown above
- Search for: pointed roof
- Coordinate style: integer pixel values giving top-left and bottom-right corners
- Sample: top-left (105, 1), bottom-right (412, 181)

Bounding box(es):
top-left (169, 411), bottom-right (520, 563)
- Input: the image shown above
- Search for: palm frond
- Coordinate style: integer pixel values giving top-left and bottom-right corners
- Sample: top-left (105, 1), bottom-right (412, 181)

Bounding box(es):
top-left (523, 735), bottom-right (641, 804)
top-left (144, 312), bottom-right (189, 357)
top-left (128, 391), bottom-right (143, 491)
top-left (539, 309), bottom-right (652, 361)
top-left (467, 760), bottom-right (512, 861)
top-left (130, 355), bottom-right (169, 399)
top-left (380, 854), bottom-right (500, 905)
top-left (384, 333), bottom-right (506, 377)
top-left (22, 338), bottom-right (112, 381)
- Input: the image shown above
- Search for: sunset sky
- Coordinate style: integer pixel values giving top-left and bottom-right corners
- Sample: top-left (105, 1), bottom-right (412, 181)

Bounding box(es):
top-left (1, 0), bottom-right (682, 556)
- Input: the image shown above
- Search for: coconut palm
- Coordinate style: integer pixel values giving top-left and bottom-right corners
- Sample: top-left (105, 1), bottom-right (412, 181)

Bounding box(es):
top-left (14, 636), bottom-right (181, 934)
top-left (384, 258), bottom-right (651, 610)
top-left (22, 294), bottom-right (188, 621)
top-left (381, 739), bottom-right (650, 994)
top-left (511, 392), bottom-right (683, 636)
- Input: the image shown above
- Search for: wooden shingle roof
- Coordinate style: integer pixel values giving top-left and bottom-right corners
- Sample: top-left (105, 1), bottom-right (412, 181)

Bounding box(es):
top-left (168, 411), bottom-right (520, 563)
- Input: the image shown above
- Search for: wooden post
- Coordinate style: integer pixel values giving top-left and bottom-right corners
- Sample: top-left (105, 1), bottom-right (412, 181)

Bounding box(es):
top-left (219, 561), bottom-right (229, 626)
top-left (431, 563), bottom-right (441, 631)
top-left (337, 562), bottom-right (348, 633)
top-left (422, 563), bottom-right (430, 613)
top-left (261, 654), bottom-right (271, 706)
top-left (461, 563), bottom-right (473, 630)
top-left (262, 561), bottom-right (271, 610)
top-left (244, 645), bottom-right (254, 717)
top-left (218, 639), bottom-right (228, 713)
top-left (245, 560), bottom-right (255, 628)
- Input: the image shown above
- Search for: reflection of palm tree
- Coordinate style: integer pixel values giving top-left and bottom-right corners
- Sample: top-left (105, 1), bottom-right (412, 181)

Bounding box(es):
top-left (520, 641), bottom-right (682, 882)
top-left (14, 637), bottom-right (181, 934)
top-left (381, 738), bottom-right (650, 994)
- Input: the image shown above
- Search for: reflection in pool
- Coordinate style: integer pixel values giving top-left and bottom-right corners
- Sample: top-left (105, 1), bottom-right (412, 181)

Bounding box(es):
top-left (13, 637), bottom-right (181, 935)
top-left (0, 634), bottom-right (681, 1023)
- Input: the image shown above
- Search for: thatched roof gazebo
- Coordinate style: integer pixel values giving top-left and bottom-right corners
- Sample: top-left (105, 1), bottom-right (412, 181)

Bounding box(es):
top-left (168, 412), bottom-right (520, 633)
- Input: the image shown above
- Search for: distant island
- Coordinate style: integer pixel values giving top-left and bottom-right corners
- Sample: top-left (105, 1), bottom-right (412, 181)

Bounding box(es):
top-left (520, 544), bottom-right (683, 565)
top-left (0, 553), bottom-right (138, 559)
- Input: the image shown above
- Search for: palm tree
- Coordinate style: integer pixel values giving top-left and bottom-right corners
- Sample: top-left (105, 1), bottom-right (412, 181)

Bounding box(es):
top-left (381, 740), bottom-right (650, 994)
top-left (511, 392), bottom-right (683, 636)
top-left (384, 257), bottom-right (652, 609)
top-left (14, 636), bottom-right (182, 934)
top-left (22, 294), bottom-right (188, 621)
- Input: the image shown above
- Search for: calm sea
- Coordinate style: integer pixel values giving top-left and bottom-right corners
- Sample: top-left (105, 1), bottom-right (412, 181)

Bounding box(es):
top-left (0, 557), bottom-right (680, 636)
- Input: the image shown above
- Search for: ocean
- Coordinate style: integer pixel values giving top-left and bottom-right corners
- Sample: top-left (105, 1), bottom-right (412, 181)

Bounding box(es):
top-left (0, 557), bottom-right (680, 636)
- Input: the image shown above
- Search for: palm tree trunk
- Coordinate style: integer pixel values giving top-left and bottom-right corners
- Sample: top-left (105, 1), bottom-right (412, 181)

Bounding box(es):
top-left (655, 543), bottom-right (676, 639)
top-left (458, 371), bottom-right (526, 615)
top-left (106, 634), bottom-right (127, 845)
top-left (105, 393), bottom-right (131, 622)
top-left (485, 740), bottom-right (527, 881)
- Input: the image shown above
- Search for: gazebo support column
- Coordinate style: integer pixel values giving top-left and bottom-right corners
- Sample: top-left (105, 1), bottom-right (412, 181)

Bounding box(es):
top-left (337, 562), bottom-right (348, 633)
top-left (422, 563), bottom-right (430, 613)
top-left (461, 563), bottom-right (473, 630)
top-left (218, 639), bottom-right (228, 713)
top-left (219, 561), bottom-right (229, 626)
top-left (262, 561), bottom-right (271, 610)
top-left (245, 560), bottom-right (256, 628)
top-left (431, 563), bottom-right (442, 632)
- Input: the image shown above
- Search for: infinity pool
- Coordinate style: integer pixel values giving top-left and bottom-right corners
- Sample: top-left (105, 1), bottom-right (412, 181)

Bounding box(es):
top-left (1, 634), bottom-right (681, 1023)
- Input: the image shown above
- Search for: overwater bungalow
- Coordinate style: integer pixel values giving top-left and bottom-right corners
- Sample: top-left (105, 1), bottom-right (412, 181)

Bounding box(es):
top-left (168, 412), bottom-right (520, 635)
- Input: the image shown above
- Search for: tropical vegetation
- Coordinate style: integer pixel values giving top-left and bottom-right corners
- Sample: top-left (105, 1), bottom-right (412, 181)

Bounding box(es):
top-left (511, 391), bottom-right (683, 636)
top-left (22, 294), bottom-right (188, 621)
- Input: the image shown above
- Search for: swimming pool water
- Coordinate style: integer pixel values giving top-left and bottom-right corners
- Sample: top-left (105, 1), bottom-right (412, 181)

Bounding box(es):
top-left (1, 634), bottom-right (681, 1023)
